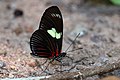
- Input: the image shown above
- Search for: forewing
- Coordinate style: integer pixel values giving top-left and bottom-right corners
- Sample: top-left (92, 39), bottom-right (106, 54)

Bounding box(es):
top-left (39, 6), bottom-right (63, 56)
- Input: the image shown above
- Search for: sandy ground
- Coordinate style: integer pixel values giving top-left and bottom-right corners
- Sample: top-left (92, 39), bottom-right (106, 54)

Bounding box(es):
top-left (0, 0), bottom-right (120, 80)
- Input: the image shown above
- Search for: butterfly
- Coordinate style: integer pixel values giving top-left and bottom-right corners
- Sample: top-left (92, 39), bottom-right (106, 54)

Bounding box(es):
top-left (30, 6), bottom-right (66, 61)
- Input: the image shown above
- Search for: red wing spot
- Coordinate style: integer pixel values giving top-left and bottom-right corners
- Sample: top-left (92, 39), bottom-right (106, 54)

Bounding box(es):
top-left (56, 49), bottom-right (59, 57)
top-left (48, 50), bottom-right (59, 58)
top-left (48, 52), bottom-right (54, 58)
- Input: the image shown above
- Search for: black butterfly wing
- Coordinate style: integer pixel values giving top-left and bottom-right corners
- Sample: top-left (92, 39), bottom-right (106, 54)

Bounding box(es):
top-left (39, 6), bottom-right (63, 32)
top-left (39, 6), bottom-right (63, 55)
top-left (30, 6), bottom-right (63, 58)
top-left (30, 29), bottom-right (54, 58)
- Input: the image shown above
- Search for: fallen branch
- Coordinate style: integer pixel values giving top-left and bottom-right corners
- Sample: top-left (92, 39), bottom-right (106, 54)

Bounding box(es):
top-left (41, 59), bottom-right (120, 80)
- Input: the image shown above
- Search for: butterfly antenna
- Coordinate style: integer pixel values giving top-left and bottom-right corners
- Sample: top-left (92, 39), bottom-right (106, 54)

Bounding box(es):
top-left (67, 47), bottom-right (83, 52)
top-left (65, 33), bottom-right (80, 53)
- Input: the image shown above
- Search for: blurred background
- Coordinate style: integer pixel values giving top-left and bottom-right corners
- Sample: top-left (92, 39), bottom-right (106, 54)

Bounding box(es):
top-left (0, 0), bottom-right (120, 80)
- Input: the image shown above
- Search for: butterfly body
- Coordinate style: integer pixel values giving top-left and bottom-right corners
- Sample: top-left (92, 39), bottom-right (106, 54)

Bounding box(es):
top-left (30, 6), bottom-right (66, 60)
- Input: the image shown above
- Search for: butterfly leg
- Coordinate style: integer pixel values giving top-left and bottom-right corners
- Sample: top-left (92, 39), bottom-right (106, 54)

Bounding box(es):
top-left (39, 59), bottom-right (53, 75)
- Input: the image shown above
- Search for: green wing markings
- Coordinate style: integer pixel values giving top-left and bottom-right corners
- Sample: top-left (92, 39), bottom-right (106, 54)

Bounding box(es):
top-left (47, 28), bottom-right (62, 39)
top-left (56, 33), bottom-right (61, 39)
top-left (47, 28), bottom-right (56, 38)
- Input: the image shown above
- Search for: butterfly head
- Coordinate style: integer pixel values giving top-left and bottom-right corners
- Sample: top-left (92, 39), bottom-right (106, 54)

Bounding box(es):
top-left (61, 52), bottom-right (66, 57)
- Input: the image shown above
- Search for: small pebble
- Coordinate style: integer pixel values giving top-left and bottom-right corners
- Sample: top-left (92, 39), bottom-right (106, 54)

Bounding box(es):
top-left (13, 27), bottom-right (23, 35)
top-left (13, 9), bottom-right (24, 18)
top-left (9, 73), bottom-right (14, 78)
top-left (10, 65), bottom-right (17, 70)
top-left (0, 50), bottom-right (7, 56)
top-left (25, 26), bottom-right (34, 33)
top-left (0, 61), bottom-right (6, 68)
top-left (27, 59), bottom-right (37, 67)
top-left (70, 24), bottom-right (88, 40)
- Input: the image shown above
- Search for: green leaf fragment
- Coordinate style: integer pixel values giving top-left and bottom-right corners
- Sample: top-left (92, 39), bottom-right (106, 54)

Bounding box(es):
top-left (110, 0), bottom-right (120, 5)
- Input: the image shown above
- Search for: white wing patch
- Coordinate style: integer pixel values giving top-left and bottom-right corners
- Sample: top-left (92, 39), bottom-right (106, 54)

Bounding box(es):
top-left (47, 28), bottom-right (62, 39)
top-left (51, 13), bottom-right (61, 18)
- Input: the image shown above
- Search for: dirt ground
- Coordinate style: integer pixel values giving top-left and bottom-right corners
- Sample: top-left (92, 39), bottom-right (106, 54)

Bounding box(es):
top-left (0, 0), bottom-right (120, 80)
